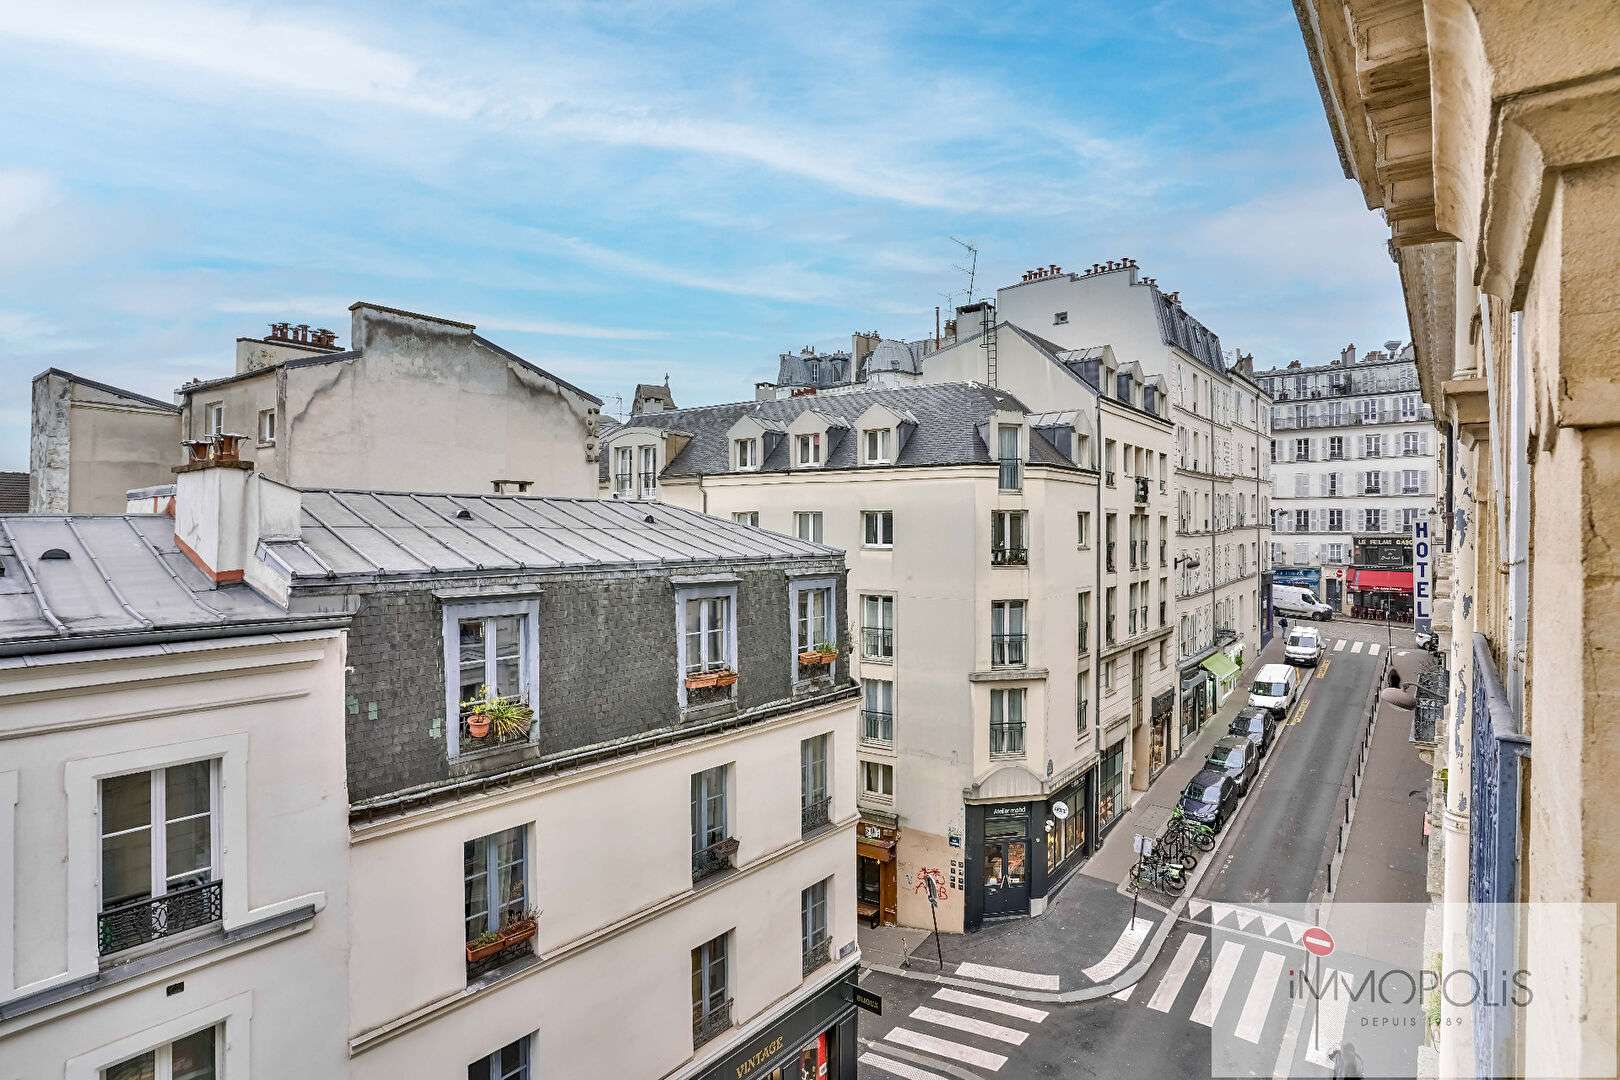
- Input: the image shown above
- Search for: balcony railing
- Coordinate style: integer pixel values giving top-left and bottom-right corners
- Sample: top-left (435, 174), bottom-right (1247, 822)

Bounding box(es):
top-left (861, 709), bottom-right (893, 743)
top-left (991, 546), bottom-right (1028, 566)
top-left (693, 1000), bottom-right (734, 1048)
top-left (802, 935), bottom-right (832, 976)
top-left (1105, 541), bottom-right (1116, 573)
top-left (991, 633), bottom-right (1027, 667)
top-left (1140, 606), bottom-right (1148, 632)
top-left (861, 626), bottom-right (894, 658)
top-left (1159, 600), bottom-right (1166, 626)
top-left (1159, 542), bottom-right (1167, 566)
top-left (98, 879), bottom-right (223, 957)
top-left (1105, 470), bottom-right (1116, 487)
top-left (638, 470), bottom-right (658, 493)
top-left (613, 471), bottom-right (632, 494)
top-left (801, 794), bottom-right (831, 834)
top-left (1134, 477), bottom-right (1149, 504)
top-left (998, 458), bottom-right (1022, 491)
top-left (1105, 618), bottom-right (1116, 645)
top-left (691, 837), bottom-right (739, 882)
top-left (1077, 623), bottom-right (1089, 654)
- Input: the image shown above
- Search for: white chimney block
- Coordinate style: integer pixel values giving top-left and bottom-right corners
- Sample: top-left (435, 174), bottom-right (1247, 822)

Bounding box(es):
top-left (173, 444), bottom-right (255, 584)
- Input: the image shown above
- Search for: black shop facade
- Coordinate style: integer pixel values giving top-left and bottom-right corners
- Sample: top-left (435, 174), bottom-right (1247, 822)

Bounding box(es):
top-left (695, 966), bottom-right (858, 1080)
top-left (961, 753), bottom-right (1123, 931)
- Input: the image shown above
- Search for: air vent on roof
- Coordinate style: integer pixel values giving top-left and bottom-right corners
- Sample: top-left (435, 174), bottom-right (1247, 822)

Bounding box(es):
top-left (455, 509), bottom-right (473, 520)
top-left (644, 514), bottom-right (655, 524)
top-left (41, 548), bottom-right (71, 560)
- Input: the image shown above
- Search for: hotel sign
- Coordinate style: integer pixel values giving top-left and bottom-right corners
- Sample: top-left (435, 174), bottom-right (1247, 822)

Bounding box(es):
top-left (1412, 517), bottom-right (1433, 631)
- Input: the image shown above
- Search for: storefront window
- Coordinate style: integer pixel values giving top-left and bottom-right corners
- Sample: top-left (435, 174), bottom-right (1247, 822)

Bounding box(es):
top-left (1044, 780), bottom-right (1086, 874)
top-left (1097, 742), bottom-right (1125, 829)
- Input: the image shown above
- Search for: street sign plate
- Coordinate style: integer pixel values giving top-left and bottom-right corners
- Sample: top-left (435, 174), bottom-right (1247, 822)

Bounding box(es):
top-left (1052, 800), bottom-right (1070, 820)
top-left (1133, 833), bottom-right (1154, 855)
top-left (852, 986), bottom-right (882, 1015)
top-left (1303, 926), bottom-right (1335, 957)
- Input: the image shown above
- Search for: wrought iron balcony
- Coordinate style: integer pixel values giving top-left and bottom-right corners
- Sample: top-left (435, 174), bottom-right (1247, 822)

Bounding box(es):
top-left (991, 633), bottom-right (1027, 667)
top-left (693, 999), bottom-right (734, 1048)
top-left (801, 793), bottom-right (831, 834)
top-left (691, 837), bottom-right (739, 882)
top-left (638, 470), bottom-right (658, 493)
top-left (612, 471), bottom-right (632, 494)
top-left (801, 936), bottom-right (831, 976)
top-left (991, 545), bottom-right (1028, 566)
top-left (1105, 470), bottom-right (1116, 487)
top-left (998, 458), bottom-right (1022, 491)
top-left (1134, 476), bottom-right (1150, 504)
top-left (861, 709), bottom-right (893, 743)
top-left (1105, 541), bottom-right (1116, 573)
top-left (1077, 623), bottom-right (1089, 654)
top-left (98, 879), bottom-right (223, 957)
top-left (861, 626), bottom-right (894, 658)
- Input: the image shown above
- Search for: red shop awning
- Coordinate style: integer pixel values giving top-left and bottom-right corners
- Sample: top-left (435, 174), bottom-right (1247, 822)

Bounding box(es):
top-left (1351, 569), bottom-right (1413, 592)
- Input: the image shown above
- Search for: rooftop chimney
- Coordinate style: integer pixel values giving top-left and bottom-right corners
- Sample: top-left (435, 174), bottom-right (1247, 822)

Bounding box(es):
top-left (172, 435), bottom-right (255, 584)
top-left (1340, 342), bottom-right (1357, 366)
top-left (1383, 339), bottom-right (1402, 354)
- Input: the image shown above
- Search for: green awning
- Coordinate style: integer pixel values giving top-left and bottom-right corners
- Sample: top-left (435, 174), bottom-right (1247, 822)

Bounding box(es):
top-left (1201, 651), bottom-right (1239, 682)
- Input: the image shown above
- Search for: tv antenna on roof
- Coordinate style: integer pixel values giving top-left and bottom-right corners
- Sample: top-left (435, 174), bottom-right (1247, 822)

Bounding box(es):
top-left (949, 236), bottom-right (978, 304)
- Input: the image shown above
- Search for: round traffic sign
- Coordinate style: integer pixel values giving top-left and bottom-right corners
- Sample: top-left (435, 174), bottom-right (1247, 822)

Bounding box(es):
top-left (1302, 926), bottom-right (1335, 957)
top-left (1052, 800), bottom-right (1070, 820)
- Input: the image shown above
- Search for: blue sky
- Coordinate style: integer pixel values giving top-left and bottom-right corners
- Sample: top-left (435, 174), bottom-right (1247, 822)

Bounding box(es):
top-left (0, 0), bottom-right (1405, 468)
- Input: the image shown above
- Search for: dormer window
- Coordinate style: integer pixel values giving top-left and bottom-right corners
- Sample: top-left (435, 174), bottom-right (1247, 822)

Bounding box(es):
top-left (796, 433), bottom-right (822, 466)
top-left (863, 429), bottom-right (891, 465)
top-left (735, 438), bottom-right (758, 470)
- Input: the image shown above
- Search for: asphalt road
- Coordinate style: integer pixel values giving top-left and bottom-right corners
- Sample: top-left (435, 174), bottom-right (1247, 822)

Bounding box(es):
top-left (856, 623), bottom-right (1408, 1080)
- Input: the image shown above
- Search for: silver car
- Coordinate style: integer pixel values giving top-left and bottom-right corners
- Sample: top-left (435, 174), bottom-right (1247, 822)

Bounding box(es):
top-left (1284, 627), bottom-right (1323, 666)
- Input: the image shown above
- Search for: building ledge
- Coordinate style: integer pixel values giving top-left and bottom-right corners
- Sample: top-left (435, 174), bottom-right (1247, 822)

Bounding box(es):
top-left (968, 667), bottom-right (1049, 683)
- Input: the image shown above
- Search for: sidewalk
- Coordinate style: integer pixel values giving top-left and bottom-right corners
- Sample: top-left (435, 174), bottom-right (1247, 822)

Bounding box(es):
top-left (1332, 668), bottom-right (1431, 905)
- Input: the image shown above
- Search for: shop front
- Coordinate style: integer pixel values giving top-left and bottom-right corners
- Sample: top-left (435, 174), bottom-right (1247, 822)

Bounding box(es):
top-left (855, 820), bottom-right (898, 928)
top-left (1349, 568), bottom-right (1414, 622)
top-left (1042, 771), bottom-right (1093, 888)
top-left (1148, 689), bottom-right (1175, 778)
top-left (1097, 740), bottom-right (1126, 833)
top-left (978, 804), bottom-right (1032, 918)
top-left (697, 966), bottom-right (858, 1080)
top-left (1200, 649), bottom-right (1240, 706)
top-left (1179, 669), bottom-right (1210, 741)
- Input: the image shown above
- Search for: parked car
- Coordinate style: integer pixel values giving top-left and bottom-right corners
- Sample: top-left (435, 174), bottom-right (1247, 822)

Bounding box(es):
top-left (1285, 626), bottom-right (1324, 666)
top-left (1229, 707), bottom-right (1277, 757)
top-left (1247, 662), bottom-right (1299, 719)
top-left (1178, 768), bottom-right (1240, 832)
top-left (1205, 736), bottom-right (1260, 796)
top-left (1274, 583), bottom-right (1333, 620)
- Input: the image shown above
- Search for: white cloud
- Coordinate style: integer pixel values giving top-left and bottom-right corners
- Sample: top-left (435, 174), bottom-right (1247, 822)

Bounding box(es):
top-left (468, 314), bottom-right (670, 341)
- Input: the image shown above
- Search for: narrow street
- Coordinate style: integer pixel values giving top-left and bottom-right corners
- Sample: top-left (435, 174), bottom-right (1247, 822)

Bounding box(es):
top-left (857, 623), bottom-right (1423, 1079)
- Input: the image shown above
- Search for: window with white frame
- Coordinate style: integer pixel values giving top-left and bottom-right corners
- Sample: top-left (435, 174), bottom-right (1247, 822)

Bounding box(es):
top-left (464, 825), bottom-right (528, 948)
top-left (692, 931), bottom-right (731, 1043)
top-left (105, 1026), bottom-right (218, 1080)
top-left (691, 765), bottom-right (729, 855)
top-left (445, 599), bottom-right (537, 756)
top-left (256, 408), bottom-right (276, 444)
top-left (863, 428), bottom-right (891, 464)
top-left (992, 510), bottom-right (1027, 564)
top-left (1399, 394), bottom-right (1418, 420)
top-left (1363, 433), bottom-right (1382, 458)
top-left (1363, 470), bottom-right (1384, 494)
top-left (1294, 437), bottom-right (1310, 461)
top-left (1076, 673), bottom-right (1089, 737)
top-left (801, 878), bottom-right (830, 970)
top-left (793, 580), bottom-right (835, 660)
top-left (862, 510), bottom-right (893, 548)
top-left (732, 511), bottom-right (759, 527)
top-left (1361, 398), bottom-right (1379, 422)
top-left (1401, 507), bottom-right (1422, 530)
top-left (1402, 431), bottom-right (1420, 456)
top-left (1401, 469), bottom-right (1421, 494)
top-left (613, 446), bottom-right (633, 495)
top-left (1327, 471), bottom-right (1341, 496)
top-left (861, 594), bottom-right (894, 660)
top-left (1076, 511), bottom-right (1091, 548)
top-left (1326, 542), bottom-right (1345, 563)
top-left (862, 678), bottom-right (893, 743)
top-left (734, 438), bottom-right (758, 470)
top-left (203, 402), bottom-right (224, 435)
top-left (991, 600), bottom-right (1027, 667)
top-left (99, 762), bottom-right (218, 955)
top-left (860, 760), bottom-right (893, 798)
top-left (681, 593), bottom-right (734, 676)
top-left (1328, 508), bottom-right (1345, 532)
top-left (990, 688), bottom-right (1025, 755)
top-left (801, 736), bottom-right (830, 831)
top-left (793, 511), bottom-right (823, 543)
top-left (638, 445), bottom-right (658, 495)
top-left (796, 433), bottom-right (822, 466)
top-left (1327, 435), bottom-right (1344, 459)
top-left (469, 1035), bottom-right (534, 1080)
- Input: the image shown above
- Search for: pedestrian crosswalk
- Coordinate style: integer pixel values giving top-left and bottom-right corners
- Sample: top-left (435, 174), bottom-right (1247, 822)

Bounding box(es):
top-left (1319, 635), bottom-right (1384, 655)
top-left (953, 961), bottom-right (1059, 991)
top-left (861, 986), bottom-right (1051, 1077)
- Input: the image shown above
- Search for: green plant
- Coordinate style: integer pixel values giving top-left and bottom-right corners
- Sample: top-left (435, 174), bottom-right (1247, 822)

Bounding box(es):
top-left (471, 930), bottom-right (502, 948)
top-left (460, 685), bottom-right (533, 741)
top-left (812, 641), bottom-right (836, 654)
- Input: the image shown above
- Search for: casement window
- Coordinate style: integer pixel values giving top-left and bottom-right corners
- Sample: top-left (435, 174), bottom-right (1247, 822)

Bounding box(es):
top-left (1361, 398), bottom-right (1379, 423)
top-left (613, 447), bottom-right (634, 495)
top-left (105, 1027), bottom-right (218, 1080)
top-left (990, 688), bottom-right (1026, 755)
top-left (1327, 436), bottom-right (1344, 460)
top-left (637, 445), bottom-right (658, 496)
top-left (203, 402), bottom-right (224, 435)
top-left (862, 510), bottom-right (893, 548)
top-left (1326, 543), bottom-right (1346, 563)
top-left (1326, 472), bottom-right (1341, 496)
top-left (1402, 507), bottom-right (1422, 530)
top-left (1328, 508), bottom-right (1345, 532)
top-left (860, 760), bottom-right (894, 798)
top-left (1402, 432), bottom-right (1421, 456)
top-left (1076, 674), bottom-right (1089, 737)
top-left (863, 428), bottom-right (891, 465)
top-left (732, 511), bottom-right (759, 527)
top-left (794, 511), bottom-right (824, 544)
top-left (796, 433), bottom-right (822, 466)
top-left (1399, 395), bottom-right (1418, 420)
top-left (1401, 469), bottom-right (1421, 494)
top-left (1294, 438), bottom-right (1310, 461)
top-left (98, 762), bottom-right (219, 956)
top-left (691, 766), bottom-right (730, 857)
top-left (792, 580), bottom-right (836, 680)
top-left (1362, 471), bottom-right (1384, 495)
top-left (734, 438), bottom-right (758, 470)
top-left (1363, 434), bottom-right (1382, 458)
top-left (1076, 511), bottom-right (1091, 548)
top-left (464, 825), bottom-right (528, 946)
top-left (801, 878), bottom-right (831, 973)
top-left (256, 408), bottom-right (276, 444)
top-left (862, 678), bottom-right (894, 743)
top-left (861, 595), bottom-right (894, 660)
top-left (469, 1035), bottom-right (534, 1080)
top-left (444, 599), bottom-right (538, 757)
top-left (991, 600), bottom-right (1027, 667)
top-left (997, 425), bottom-right (1021, 490)
top-left (801, 735), bottom-right (830, 832)
top-left (1077, 591), bottom-right (1091, 653)
top-left (991, 510), bottom-right (1027, 565)
top-left (1104, 587), bottom-right (1117, 643)
top-left (682, 595), bottom-right (733, 675)
top-left (692, 932), bottom-right (732, 1046)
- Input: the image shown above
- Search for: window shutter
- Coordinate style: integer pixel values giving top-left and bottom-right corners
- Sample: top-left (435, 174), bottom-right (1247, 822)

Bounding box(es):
top-left (1383, 470), bottom-right (1392, 495)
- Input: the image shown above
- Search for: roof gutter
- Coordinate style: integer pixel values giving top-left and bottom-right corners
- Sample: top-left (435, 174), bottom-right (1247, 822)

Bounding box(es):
top-left (0, 615), bottom-right (351, 659)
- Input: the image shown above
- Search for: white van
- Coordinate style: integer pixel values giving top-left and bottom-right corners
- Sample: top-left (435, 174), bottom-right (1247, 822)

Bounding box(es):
top-left (1247, 663), bottom-right (1299, 718)
top-left (1273, 584), bottom-right (1333, 621)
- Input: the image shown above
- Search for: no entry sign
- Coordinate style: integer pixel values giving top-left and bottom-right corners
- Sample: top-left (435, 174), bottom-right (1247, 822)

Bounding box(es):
top-left (1302, 926), bottom-right (1335, 957)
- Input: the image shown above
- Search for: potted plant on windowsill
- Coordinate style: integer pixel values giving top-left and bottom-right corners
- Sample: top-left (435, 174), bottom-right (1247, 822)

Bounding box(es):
top-left (465, 909), bottom-right (540, 964)
top-left (461, 686), bottom-right (534, 741)
top-left (684, 668), bottom-right (738, 690)
top-left (797, 641), bottom-right (838, 667)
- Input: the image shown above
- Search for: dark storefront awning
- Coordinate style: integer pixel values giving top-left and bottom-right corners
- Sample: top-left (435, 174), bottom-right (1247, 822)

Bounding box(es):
top-left (1352, 569), bottom-right (1414, 593)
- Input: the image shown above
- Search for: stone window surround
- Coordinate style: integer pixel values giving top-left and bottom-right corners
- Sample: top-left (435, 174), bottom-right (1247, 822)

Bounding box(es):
top-left (441, 597), bottom-right (542, 761)
top-left (674, 580), bottom-right (740, 711)
top-left (788, 575), bottom-right (839, 686)
top-left (63, 992), bottom-right (251, 1080)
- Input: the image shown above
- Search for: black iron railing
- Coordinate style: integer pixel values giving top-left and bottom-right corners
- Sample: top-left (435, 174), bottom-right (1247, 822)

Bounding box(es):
top-left (98, 879), bottom-right (222, 957)
top-left (862, 626), bottom-right (894, 658)
top-left (613, 471), bottom-right (632, 493)
top-left (801, 936), bottom-right (831, 976)
top-left (991, 633), bottom-right (1027, 667)
top-left (991, 546), bottom-right (1028, 566)
top-left (998, 457), bottom-right (1022, 490)
top-left (1106, 541), bottom-right (1116, 572)
top-left (691, 837), bottom-right (739, 882)
top-left (638, 470), bottom-right (657, 492)
top-left (1105, 470), bottom-right (1116, 487)
top-left (1135, 477), bottom-right (1150, 504)
top-left (693, 999), bottom-right (734, 1048)
top-left (861, 709), bottom-right (893, 743)
top-left (801, 794), bottom-right (831, 833)
top-left (1077, 623), bottom-right (1089, 654)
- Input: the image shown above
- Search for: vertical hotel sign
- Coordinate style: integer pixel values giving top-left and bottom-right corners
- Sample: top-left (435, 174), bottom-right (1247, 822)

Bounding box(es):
top-left (1412, 516), bottom-right (1433, 631)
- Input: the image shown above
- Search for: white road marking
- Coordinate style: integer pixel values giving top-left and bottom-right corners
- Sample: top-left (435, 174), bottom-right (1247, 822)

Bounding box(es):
top-left (1334, 638), bottom-right (1347, 652)
top-left (1147, 932), bottom-right (1205, 1013)
top-left (884, 1027), bottom-right (1008, 1072)
top-left (1190, 941), bottom-right (1244, 1027)
top-left (1187, 898), bottom-right (1210, 919)
top-left (1083, 917), bottom-right (1154, 981)
top-left (932, 988), bottom-right (1049, 1024)
top-left (1305, 968), bottom-right (1350, 1067)
top-left (910, 1006), bottom-right (1029, 1045)
top-left (1234, 951), bottom-right (1287, 1043)
top-left (1271, 990), bottom-right (1311, 1080)
top-left (1368, 642), bottom-right (1382, 655)
top-left (860, 1051), bottom-right (953, 1080)
top-left (954, 962), bottom-right (1060, 991)
top-left (1351, 640), bottom-right (1364, 654)
top-left (1110, 982), bottom-right (1136, 1001)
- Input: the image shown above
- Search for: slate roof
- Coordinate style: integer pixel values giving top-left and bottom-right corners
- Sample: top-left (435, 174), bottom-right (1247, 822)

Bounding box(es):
top-left (0, 472), bottom-right (27, 514)
top-left (602, 382), bottom-right (1077, 479)
top-left (0, 514), bottom-right (320, 654)
top-left (777, 351), bottom-right (851, 389)
top-left (266, 490), bottom-right (840, 581)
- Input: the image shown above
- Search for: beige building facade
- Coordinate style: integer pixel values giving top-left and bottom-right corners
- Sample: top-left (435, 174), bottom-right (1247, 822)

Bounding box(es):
top-left (1296, 1), bottom-right (1620, 1076)
top-left (29, 369), bottom-right (181, 514)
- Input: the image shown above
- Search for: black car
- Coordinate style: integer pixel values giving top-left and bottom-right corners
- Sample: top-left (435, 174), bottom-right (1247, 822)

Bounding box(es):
top-left (1178, 768), bottom-right (1240, 832)
top-left (1228, 707), bottom-right (1277, 757)
top-left (1205, 736), bottom-right (1260, 796)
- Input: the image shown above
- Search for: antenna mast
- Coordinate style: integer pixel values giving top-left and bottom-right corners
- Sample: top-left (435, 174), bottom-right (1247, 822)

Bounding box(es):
top-left (949, 236), bottom-right (979, 303)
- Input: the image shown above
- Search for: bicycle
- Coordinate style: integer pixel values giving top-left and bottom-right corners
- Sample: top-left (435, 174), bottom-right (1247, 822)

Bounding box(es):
top-left (1128, 852), bottom-right (1186, 894)
top-left (1154, 821), bottom-right (1199, 871)
top-left (1166, 807), bottom-right (1216, 851)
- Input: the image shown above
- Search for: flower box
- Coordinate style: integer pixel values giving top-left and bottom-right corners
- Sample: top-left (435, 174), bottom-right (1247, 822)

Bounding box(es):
top-left (465, 917), bottom-right (538, 964)
top-left (684, 669), bottom-right (738, 690)
top-left (797, 649), bottom-right (838, 667)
